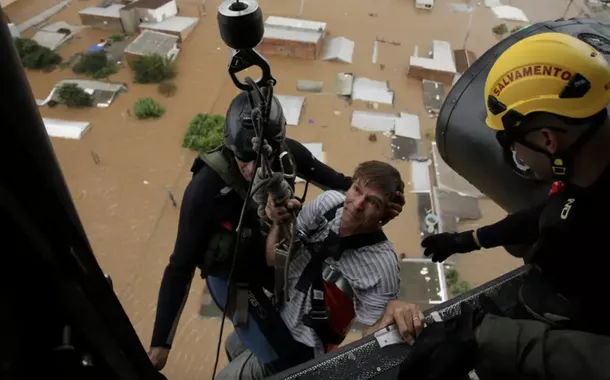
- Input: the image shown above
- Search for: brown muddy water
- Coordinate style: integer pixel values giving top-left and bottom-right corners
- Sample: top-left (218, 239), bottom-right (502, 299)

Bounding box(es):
top-left (4, 0), bottom-right (584, 377)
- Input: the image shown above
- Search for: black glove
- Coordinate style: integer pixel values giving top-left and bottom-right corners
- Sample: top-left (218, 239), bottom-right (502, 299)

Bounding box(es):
top-left (398, 303), bottom-right (485, 380)
top-left (422, 231), bottom-right (480, 263)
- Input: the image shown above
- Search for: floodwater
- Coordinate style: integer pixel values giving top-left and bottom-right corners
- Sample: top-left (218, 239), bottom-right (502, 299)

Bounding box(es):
top-left (5, 0), bottom-right (585, 378)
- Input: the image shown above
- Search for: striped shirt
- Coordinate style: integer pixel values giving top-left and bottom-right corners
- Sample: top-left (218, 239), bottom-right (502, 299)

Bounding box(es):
top-left (279, 190), bottom-right (400, 355)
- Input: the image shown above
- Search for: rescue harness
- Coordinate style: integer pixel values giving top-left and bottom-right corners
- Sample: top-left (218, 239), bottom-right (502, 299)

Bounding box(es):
top-left (294, 203), bottom-right (388, 351)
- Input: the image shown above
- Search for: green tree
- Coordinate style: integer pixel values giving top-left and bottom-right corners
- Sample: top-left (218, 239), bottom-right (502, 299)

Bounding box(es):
top-left (134, 97), bottom-right (165, 119)
top-left (492, 23), bottom-right (509, 36)
top-left (14, 37), bottom-right (62, 70)
top-left (130, 54), bottom-right (176, 84)
top-left (445, 267), bottom-right (472, 297)
top-left (183, 114), bottom-right (225, 153)
top-left (73, 51), bottom-right (117, 78)
top-left (56, 83), bottom-right (93, 107)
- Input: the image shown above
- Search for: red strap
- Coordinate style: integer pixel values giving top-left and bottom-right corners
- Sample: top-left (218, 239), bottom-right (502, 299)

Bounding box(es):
top-left (323, 281), bottom-right (356, 352)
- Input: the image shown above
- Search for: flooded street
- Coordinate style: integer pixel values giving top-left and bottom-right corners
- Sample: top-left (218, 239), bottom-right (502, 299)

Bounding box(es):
top-left (4, 0), bottom-right (585, 378)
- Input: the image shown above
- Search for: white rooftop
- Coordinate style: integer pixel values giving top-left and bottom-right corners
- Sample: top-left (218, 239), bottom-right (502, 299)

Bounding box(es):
top-left (492, 5), bottom-right (529, 22)
top-left (266, 16), bottom-right (327, 31)
top-left (41, 21), bottom-right (82, 33)
top-left (351, 111), bottom-right (420, 139)
top-left (43, 118), bottom-right (91, 140)
top-left (352, 77), bottom-right (394, 105)
top-left (296, 143), bottom-right (325, 183)
top-left (275, 95), bottom-right (305, 126)
top-left (79, 4), bottom-right (125, 18)
top-left (410, 40), bottom-right (457, 74)
top-left (139, 16), bottom-right (198, 32)
top-left (125, 30), bottom-right (179, 56)
top-left (32, 30), bottom-right (69, 50)
top-left (323, 36), bottom-right (355, 63)
top-left (411, 161), bottom-right (432, 193)
top-left (264, 16), bottom-right (326, 43)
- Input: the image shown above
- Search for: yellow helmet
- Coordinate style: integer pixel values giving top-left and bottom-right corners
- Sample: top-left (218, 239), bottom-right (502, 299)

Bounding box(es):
top-left (484, 32), bottom-right (610, 131)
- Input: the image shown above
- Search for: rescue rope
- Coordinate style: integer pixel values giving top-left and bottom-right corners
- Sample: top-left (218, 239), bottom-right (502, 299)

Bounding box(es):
top-left (250, 137), bottom-right (295, 220)
top-left (249, 121), bottom-right (298, 304)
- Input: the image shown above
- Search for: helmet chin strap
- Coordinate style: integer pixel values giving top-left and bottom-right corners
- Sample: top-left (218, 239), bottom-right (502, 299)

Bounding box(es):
top-left (507, 119), bottom-right (603, 182)
top-left (546, 121), bottom-right (603, 181)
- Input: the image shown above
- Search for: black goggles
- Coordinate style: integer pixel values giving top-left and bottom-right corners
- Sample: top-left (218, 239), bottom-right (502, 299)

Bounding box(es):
top-left (496, 127), bottom-right (567, 154)
top-left (234, 149), bottom-right (258, 163)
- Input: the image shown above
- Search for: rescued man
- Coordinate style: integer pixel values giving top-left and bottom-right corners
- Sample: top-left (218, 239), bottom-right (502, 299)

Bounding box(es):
top-left (398, 32), bottom-right (610, 380)
top-left (148, 91), bottom-right (405, 372)
top-left (217, 160), bottom-right (425, 378)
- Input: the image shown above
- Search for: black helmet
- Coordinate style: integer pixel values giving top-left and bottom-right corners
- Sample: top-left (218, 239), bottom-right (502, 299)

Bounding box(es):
top-left (224, 91), bottom-right (286, 162)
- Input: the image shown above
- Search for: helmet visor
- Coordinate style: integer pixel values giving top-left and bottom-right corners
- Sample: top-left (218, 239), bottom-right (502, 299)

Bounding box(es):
top-left (233, 127), bottom-right (258, 162)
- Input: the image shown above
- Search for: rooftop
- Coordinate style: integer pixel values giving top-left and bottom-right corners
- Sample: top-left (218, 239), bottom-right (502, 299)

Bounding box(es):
top-left (124, 30), bottom-right (179, 56)
top-left (32, 30), bottom-right (70, 50)
top-left (409, 40), bottom-right (457, 74)
top-left (139, 16), bottom-right (198, 32)
top-left (133, 0), bottom-right (173, 10)
top-left (78, 4), bottom-right (125, 18)
top-left (264, 16), bottom-right (326, 43)
top-left (56, 79), bottom-right (126, 93)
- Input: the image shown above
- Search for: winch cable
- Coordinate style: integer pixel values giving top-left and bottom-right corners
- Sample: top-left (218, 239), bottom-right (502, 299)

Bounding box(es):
top-left (211, 77), bottom-right (297, 379)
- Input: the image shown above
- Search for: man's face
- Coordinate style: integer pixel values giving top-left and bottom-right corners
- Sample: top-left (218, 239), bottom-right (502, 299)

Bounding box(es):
top-left (343, 180), bottom-right (387, 230)
top-left (235, 157), bottom-right (256, 181)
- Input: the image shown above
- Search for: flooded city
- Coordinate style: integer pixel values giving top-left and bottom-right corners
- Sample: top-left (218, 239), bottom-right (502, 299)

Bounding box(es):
top-left (1, 0), bottom-right (597, 378)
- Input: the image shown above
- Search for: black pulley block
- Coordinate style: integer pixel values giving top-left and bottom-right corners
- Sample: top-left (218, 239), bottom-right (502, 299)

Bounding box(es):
top-left (218, 0), bottom-right (264, 49)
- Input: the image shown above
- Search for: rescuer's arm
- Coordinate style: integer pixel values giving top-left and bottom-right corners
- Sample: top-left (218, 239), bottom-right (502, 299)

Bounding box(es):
top-left (476, 314), bottom-right (610, 380)
top-left (285, 138), bottom-right (352, 192)
top-left (423, 201), bottom-right (548, 262)
top-left (265, 222), bottom-right (282, 266)
top-left (150, 168), bottom-right (223, 355)
top-left (475, 201), bottom-right (547, 248)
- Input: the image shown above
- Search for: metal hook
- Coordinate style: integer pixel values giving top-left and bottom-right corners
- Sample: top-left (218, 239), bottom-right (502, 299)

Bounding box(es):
top-left (229, 48), bottom-right (277, 91)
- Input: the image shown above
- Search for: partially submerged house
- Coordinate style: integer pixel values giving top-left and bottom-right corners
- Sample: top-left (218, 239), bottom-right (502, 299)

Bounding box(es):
top-left (124, 30), bottom-right (179, 64)
top-left (274, 95), bottom-right (305, 126)
top-left (322, 36), bottom-right (355, 64)
top-left (139, 16), bottom-right (199, 42)
top-left (32, 21), bottom-right (83, 50)
top-left (43, 118), bottom-right (91, 140)
top-left (131, 0), bottom-right (178, 23)
top-left (45, 79), bottom-right (127, 108)
top-left (352, 77), bottom-right (394, 105)
top-left (422, 80), bottom-right (445, 114)
top-left (257, 16), bottom-right (327, 60)
top-left (415, 0), bottom-right (434, 10)
top-left (408, 40), bottom-right (457, 86)
top-left (79, 4), bottom-right (126, 32)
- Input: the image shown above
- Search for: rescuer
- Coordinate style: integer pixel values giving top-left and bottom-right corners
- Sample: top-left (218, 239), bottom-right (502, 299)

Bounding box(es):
top-left (398, 32), bottom-right (610, 379)
top-left (147, 90), bottom-right (405, 371)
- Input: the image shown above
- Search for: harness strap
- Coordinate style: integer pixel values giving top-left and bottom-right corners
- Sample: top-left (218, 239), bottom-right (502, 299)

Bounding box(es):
top-left (199, 150), bottom-right (250, 201)
top-left (296, 203), bottom-right (387, 350)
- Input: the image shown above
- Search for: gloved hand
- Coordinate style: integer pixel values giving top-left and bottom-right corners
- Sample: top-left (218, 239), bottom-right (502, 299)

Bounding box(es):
top-left (398, 302), bottom-right (485, 380)
top-left (422, 231), bottom-right (480, 263)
